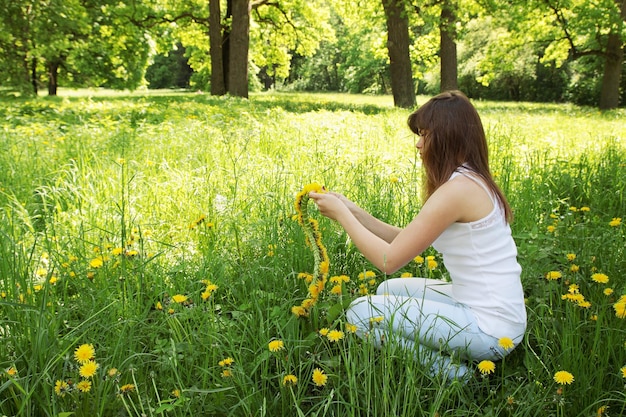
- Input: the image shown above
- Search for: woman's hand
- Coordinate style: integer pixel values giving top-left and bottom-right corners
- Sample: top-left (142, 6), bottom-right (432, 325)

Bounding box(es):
top-left (309, 191), bottom-right (351, 221)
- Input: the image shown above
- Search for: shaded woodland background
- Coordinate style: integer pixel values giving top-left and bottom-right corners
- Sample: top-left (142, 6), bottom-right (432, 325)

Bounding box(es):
top-left (1, 0), bottom-right (625, 109)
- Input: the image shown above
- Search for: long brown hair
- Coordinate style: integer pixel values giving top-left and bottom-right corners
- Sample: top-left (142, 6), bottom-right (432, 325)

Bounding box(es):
top-left (407, 90), bottom-right (513, 222)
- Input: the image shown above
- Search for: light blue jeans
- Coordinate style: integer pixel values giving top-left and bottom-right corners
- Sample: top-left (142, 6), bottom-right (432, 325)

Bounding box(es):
top-left (346, 278), bottom-right (511, 380)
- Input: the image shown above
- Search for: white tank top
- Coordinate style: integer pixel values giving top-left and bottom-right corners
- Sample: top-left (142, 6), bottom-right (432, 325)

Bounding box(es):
top-left (432, 166), bottom-right (526, 341)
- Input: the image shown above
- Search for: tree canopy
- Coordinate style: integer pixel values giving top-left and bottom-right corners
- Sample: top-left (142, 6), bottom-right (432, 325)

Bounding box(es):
top-left (0, 0), bottom-right (623, 108)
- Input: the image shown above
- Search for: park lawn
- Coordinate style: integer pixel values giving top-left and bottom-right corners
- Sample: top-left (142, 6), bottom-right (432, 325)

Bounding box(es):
top-left (0, 89), bottom-right (625, 416)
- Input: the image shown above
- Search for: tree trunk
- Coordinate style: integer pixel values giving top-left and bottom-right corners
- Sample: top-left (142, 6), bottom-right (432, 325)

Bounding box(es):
top-left (48, 60), bottom-right (59, 96)
top-left (209, 0), bottom-right (226, 95)
top-left (598, 0), bottom-right (625, 109)
top-left (382, 0), bottom-right (416, 108)
top-left (228, 0), bottom-right (250, 98)
top-left (439, 1), bottom-right (458, 92)
top-left (31, 57), bottom-right (38, 96)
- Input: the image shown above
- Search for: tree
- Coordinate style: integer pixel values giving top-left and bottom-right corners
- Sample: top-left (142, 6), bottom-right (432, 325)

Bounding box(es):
top-left (382, 0), bottom-right (416, 107)
top-left (439, 0), bottom-right (458, 91)
top-left (0, 0), bottom-right (152, 96)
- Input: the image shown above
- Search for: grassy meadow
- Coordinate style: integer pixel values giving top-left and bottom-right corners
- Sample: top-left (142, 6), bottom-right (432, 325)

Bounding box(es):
top-left (0, 89), bottom-right (625, 416)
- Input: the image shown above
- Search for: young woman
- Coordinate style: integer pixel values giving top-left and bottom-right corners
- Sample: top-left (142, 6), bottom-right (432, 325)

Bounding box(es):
top-left (309, 91), bottom-right (526, 380)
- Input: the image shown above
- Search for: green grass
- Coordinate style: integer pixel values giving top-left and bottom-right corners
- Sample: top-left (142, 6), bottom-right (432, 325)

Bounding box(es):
top-left (0, 89), bottom-right (625, 416)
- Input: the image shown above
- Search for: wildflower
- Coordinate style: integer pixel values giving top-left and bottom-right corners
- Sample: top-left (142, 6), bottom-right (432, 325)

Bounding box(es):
top-left (54, 380), bottom-right (71, 397)
top-left (604, 288), bottom-right (614, 296)
top-left (547, 225), bottom-right (556, 233)
top-left (221, 369), bottom-right (233, 378)
top-left (400, 272), bottom-right (412, 278)
top-left (370, 316), bottom-right (384, 325)
top-left (566, 253), bottom-right (576, 261)
top-left (614, 296), bottom-right (626, 318)
top-left (172, 294), bottom-right (187, 303)
top-left (283, 374), bottom-right (298, 386)
top-left (107, 368), bottom-right (119, 378)
top-left (545, 271), bottom-right (562, 281)
top-left (291, 306), bottom-right (308, 317)
top-left (155, 301), bottom-right (163, 310)
top-left (477, 360), bottom-right (495, 375)
top-left (118, 383), bottom-right (135, 395)
top-left (591, 273), bottom-right (609, 284)
top-left (268, 340), bottom-right (285, 352)
top-left (609, 218), bottom-right (622, 227)
top-left (553, 370), bottom-right (574, 385)
top-left (358, 270), bottom-right (376, 281)
top-left (597, 406), bottom-right (608, 416)
top-left (620, 366), bottom-right (626, 378)
top-left (327, 330), bottom-right (345, 343)
top-left (498, 337), bottom-right (515, 350)
top-left (112, 247), bottom-right (124, 256)
top-left (413, 256), bottom-right (424, 264)
top-left (330, 284), bottom-right (342, 295)
top-left (89, 257), bottom-right (104, 268)
top-left (570, 264), bottom-right (580, 272)
top-left (171, 389), bottom-right (181, 398)
top-left (74, 344), bottom-right (96, 364)
top-left (345, 323), bottom-right (358, 333)
top-left (580, 206), bottom-right (590, 212)
top-left (219, 357), bottom-right (234, 367)
top-left (76, 380), bottom-right (92, 393)
top-left (427, 259), bottom-right (438, 270)
top-left (79, 361), bottom-right (99, 378)
top-left (6, 366), bottom-right (17, 377)
top-left (312, 368), bottom-right (328, 387)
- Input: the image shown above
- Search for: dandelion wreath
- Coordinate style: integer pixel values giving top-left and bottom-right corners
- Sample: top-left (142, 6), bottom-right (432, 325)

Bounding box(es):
top-left (292, 183), bottom-right (330, 318)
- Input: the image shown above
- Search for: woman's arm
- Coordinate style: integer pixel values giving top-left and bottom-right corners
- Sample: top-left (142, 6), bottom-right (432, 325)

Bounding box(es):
top-left (310, 179), bottom-right (473, 274)
top-left (328, 192), bottom-right (401, 243)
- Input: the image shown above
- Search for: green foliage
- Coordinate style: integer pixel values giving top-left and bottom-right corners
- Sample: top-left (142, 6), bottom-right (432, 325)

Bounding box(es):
top-left (0, 91), bottom-right (625, 416)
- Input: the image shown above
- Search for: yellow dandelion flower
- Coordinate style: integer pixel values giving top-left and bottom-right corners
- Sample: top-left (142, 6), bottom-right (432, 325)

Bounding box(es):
top-left (6, 366), bottom-right (17, 377)
top-left (327, 330), bottom-right (345, 343)
top-left (221, 369), bottom-right (233, 378)
top-left (609, 217), bottom-right (622, 227)
top-left (370, 316), bottom-right (384, 325)
top-left (345, 323), bottom-right (358, 333)
top-left (545, 271), bottom-right (562, 281)
top-left (312, 368), bottom-right (328, 387)
top-left (614, 297), bottom-right (626, 318)
top-left (172, 294), bottom-right (187, 303)
top-left (477, 360), bottom-right (495, 375)
top-left (547, 225), bottom-right (556, 233)
top-left (591, 273), bottom-right (609, 284)
top-left (76, 380), bottom-right (92, 393)
top-left (89, 257), bottom-right (104, 268)
top-left (54, 380), bottom-right (70, 397)
top-left (283, 374), bottom-right (298, 386)
top-left (570, 264), bottom-right (580, 272)
top-left (413, 256), bottom-right (424, 264)
top-left (604, 288), bottom-right (614, 296)
top-left (118, 384), bottom-right (135, 395)
top-left (498, 337), bottom-right (515, 350)
top-left (318, 328), bottom-right (329, 337)
top-left (554, 370), bottom-right (574, 385)
top-left (620, 366), bottom-right (626, 378)
top-left (107, 368), bottom-right (119, 378)
top-left (566, 253), bottom-right (576, 261)
top-left (291, 305), bottom-right (308, 317)
top-left (330, 284), bottom-right (342, 295)
top-left (74, 344), bottom-right (96, 364)
top-left (219, 357), bottom-right (234, 367)
top-left (400, 272), bottom-right (412, 278)
top-left (112, 247), bottom-right (124, 256)
top-left (268, 340), bottom-right (285, 352)
top-left (79, 361), bottom-right (99, 379)
top-left (155, 301), bottom-right (163, 310)
top-left (171, 388), bottom-right (181, 398)
top-left (427, 259), bottom-right (438, 270)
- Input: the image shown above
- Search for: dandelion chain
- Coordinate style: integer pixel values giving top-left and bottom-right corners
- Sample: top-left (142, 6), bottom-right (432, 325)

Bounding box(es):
top-left (293, 183), bottom-right (330, 316)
